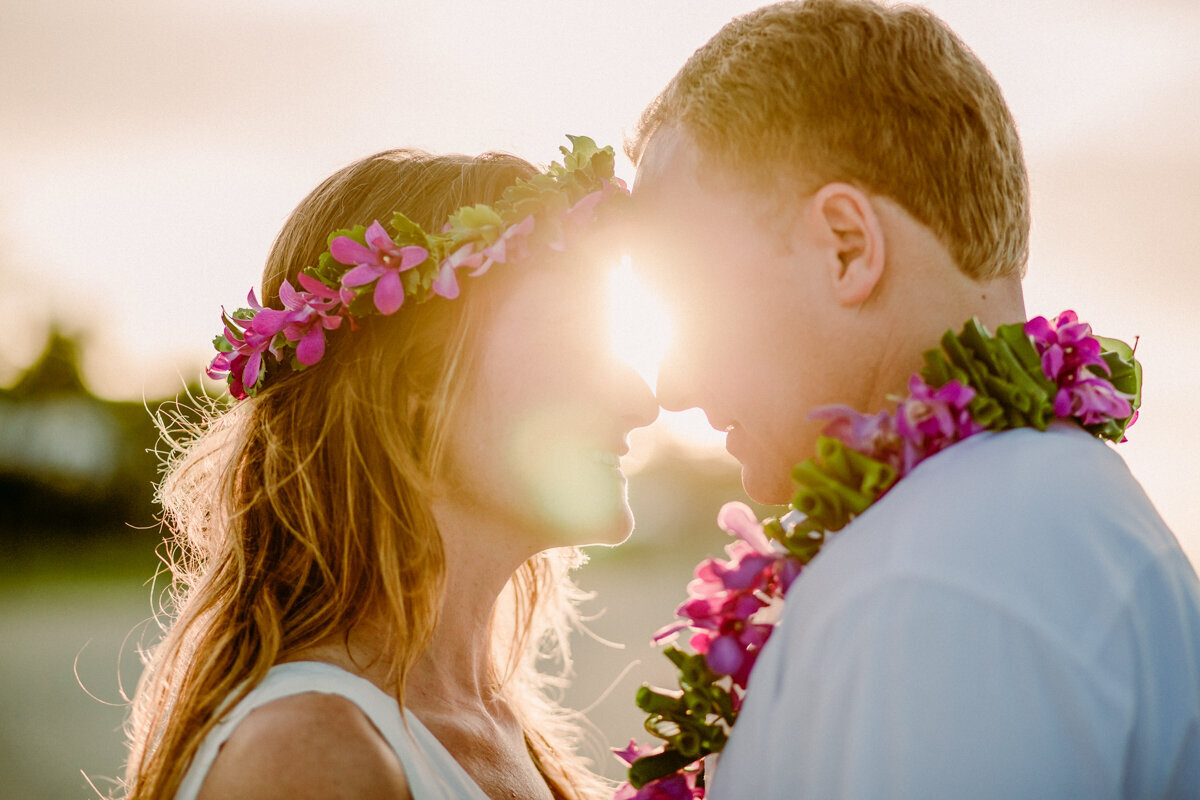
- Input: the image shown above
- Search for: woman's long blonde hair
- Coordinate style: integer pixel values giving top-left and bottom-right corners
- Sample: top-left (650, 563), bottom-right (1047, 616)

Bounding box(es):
top-left (122, 150), bottom-right (610, 799)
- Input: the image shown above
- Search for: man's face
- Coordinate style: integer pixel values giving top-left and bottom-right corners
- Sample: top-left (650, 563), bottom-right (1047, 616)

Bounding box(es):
top-left (632, 126), bottom-right (856, 504)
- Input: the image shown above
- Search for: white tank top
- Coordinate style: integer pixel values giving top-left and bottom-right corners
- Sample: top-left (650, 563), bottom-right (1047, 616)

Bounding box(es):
top-left (174, 661), bottom-right (492, 800)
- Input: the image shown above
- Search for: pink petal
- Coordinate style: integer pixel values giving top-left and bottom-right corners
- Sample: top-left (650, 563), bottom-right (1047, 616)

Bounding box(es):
top-left (330, 235), bottom-right (377, 266)
top-left (481, 237), bottom-right (508, 266)
top-left (706, 635), bottom-right (744, 675)
top-left (297, 271), bottom-right (339, 300)
top-left (243, 350), bottom-right (263, 389)
top-left (566, 190), bottom-right (604, 221)
top-left (295, 326), bottom-right (326, 366)
top-left (509, 215), bottom-right (535, 238)
top-left (373, 269), bottom-right (405, 315)
top-left (363, 221), bottom-right (394, 253)
top-left (1054, 388), bottom-right (1073, 417)
top-left (278, 279), bottom-right (302, 310)
top-left (1024, 316), bottom-right (1053, 342)
top-left (1042, 346), bottom-right (1064, 380)
top-left (251, 308), bottom-right (290, 337)
top-left (431, 262), bottom-right (460, 299)
top-left (1054, 309), bottom-right (1079, 327)
top-left (246, 289), bottom-right (264, 311)
top-left (205, 352), bottom-right (230, 378)
top-left (446, 243), bottom-right (483, 270)
top-left (341, 263), bottom-right (384, 288)
top-left (717, 501), bottom-right (772, 554)
top-left (397, 245), bottom-right (428, 270)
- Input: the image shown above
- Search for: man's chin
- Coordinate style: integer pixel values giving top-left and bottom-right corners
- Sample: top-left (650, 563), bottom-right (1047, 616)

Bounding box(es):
top-left (739, 462), bottom-right (795, 507)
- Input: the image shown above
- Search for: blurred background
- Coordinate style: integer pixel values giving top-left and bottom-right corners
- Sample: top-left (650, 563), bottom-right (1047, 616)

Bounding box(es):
top-left (2, 0), bottom-right (1197, 796)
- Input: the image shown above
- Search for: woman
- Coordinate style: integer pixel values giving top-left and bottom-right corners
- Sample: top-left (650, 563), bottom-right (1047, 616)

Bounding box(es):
top-left (122, 138), bottom-right (656, 800)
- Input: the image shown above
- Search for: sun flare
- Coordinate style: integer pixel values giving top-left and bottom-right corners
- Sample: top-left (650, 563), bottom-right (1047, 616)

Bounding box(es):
top-left (607, 257), bottom-right (729, 454)
top-left (607, 256), bottom-right (673, 390)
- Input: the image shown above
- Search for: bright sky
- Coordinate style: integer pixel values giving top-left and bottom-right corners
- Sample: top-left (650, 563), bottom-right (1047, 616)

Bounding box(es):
top-left (2, 0), bottom-right (1198, 561)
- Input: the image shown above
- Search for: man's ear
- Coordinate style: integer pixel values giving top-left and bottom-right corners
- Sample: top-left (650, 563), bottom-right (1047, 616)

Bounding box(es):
top-left (805, 182), bottom-right (885, 307)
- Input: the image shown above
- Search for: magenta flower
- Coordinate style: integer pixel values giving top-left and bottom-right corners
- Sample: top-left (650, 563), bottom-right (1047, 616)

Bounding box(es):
top-left (551, 179), bottom-right (625, 251)
top-left (431, 242), bottom-right (485, 299)
top-left (895, 376), bottom-right (984, 472)
top-left (809, 404), bottom-right (904, 473)
top-left (716, 501), bottom-right (773, 555)
top-left (331, 221), bottom-right (427, 315)
top-left (613, 769), bottom-right (702, 800)
top-left (1026, 310), bottom-right (1132, 427)
top-left (652, 502), bottom-right (799, 688)
top-left (1054, 375), bottom-right (1133, 425)
top-left (249, 278), bottom-right (343, 367)
top-left (206, 290), bottom-right (278, 399)
top-left (1025, 310), bottom-right (1109, 383)
top-left (613, 739), bottom-right (659, 768)
top-left (475, 215), bottom-right (535, 275)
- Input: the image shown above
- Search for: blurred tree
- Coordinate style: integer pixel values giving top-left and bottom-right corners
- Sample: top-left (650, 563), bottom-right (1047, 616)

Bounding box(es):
top-left (0, 328), bottom-right (163, 547)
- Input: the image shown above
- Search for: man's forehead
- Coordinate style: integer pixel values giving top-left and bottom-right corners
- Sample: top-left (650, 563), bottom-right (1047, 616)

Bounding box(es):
top-left (631, 123), bottom-right (699, 200)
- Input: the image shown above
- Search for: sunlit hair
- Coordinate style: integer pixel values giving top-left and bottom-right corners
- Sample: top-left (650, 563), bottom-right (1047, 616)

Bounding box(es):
top-left (629, 0), bottom-right (1030, 280)
top-left (121, 150), bottom-right (610, 800)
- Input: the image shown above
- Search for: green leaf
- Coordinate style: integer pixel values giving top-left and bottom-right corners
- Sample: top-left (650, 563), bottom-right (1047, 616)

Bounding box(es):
top-left (326, 224), bottom-right (367, 250)
top-left (628, 749), bottom-right (701, 790)
top-left (635, 685), bottom-right (685, 715)
top-left (388, 211), bottom-right (431, 250)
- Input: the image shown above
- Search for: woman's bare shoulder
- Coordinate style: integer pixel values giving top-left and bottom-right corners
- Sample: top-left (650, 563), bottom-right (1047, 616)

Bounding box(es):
top-left (196, 691), bottom-right (411, 800)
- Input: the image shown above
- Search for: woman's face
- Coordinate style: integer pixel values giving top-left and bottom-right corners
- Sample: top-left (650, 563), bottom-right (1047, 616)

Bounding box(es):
top-left (442, 258), bottom-right (659, 549)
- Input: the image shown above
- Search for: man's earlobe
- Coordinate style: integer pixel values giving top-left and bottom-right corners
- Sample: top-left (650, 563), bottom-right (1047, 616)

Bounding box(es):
top-left (811, 183), bottom-right (885, 307)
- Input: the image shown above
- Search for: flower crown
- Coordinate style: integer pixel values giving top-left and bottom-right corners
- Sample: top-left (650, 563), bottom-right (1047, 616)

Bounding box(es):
top-left (207, 136), bottom-right (626, 400)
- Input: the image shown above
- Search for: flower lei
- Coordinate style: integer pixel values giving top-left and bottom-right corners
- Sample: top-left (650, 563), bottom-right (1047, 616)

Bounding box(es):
top-left (614, 310), bottom-right (1142, 799)
top-left (207, 136), bottom-right (625, 399)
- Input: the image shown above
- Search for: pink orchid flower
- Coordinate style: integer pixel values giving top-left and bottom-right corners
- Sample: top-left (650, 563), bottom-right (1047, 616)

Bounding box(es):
top-left (652, 501), bottom-right (797, 686)
top-left (474, 214), bottom-right (535, 275)
top-left (896, 376), bottom-right (983, 472)
top-left (207, 290), bottom-right (278, 398)
top-left (716, 501), bottom-right (774, 554)
top-left (1025, 310), bottom-right (1109, 382)
top-left (431, 242), bottom-right (486, 299)
top-left (1054, 375), bottom-right (1133, 425)
top-left (809, 404), bottom-right (904, 473)
top-left (331, 221), bottom-right (428, 315)
top-left (550, 179), bottom-right (626, 251)
top-left (613, 739), bottom-right (660, 768)
top-left (614, 772), bottom-right (702, 800)
top-left (276, 278), bottom-right (343, 366)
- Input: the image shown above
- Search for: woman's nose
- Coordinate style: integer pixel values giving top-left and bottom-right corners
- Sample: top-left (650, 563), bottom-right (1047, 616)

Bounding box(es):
top-left (612, 360), bottom-right (659, 431)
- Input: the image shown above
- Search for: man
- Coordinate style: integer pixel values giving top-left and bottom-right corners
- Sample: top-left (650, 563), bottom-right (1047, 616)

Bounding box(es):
top-left (629, 1), bottom-right (1200, 797)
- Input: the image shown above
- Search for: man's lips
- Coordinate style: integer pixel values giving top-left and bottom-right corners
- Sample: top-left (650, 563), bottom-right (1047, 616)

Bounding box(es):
top-left (723, 422), bottom-right (746, 456)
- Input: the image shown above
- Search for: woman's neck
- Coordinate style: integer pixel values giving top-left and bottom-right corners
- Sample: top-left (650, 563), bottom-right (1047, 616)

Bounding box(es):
top-left (286, 504), bottom-right (535, 714)
top-left (406, 509), bottom-right (527, 713)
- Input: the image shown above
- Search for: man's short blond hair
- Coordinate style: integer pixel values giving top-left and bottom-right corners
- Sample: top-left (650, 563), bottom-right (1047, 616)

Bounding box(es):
top-left (630, 0), bottom-right (1030, 280)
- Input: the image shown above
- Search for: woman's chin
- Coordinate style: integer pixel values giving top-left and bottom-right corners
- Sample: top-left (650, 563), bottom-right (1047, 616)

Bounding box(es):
top-left (538, 493), bottom-right (635, 550)
top-left (588, 505), bottom-right (637, 548)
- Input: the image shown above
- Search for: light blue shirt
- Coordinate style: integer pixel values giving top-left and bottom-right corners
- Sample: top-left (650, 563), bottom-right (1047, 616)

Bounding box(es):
top-left (710, 423), bottom-right (1200, 799)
